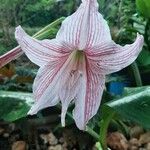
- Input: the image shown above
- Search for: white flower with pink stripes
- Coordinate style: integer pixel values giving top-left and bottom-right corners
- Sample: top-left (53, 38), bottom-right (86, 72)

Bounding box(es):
top-left (14, 0), bottom-right (143, 130)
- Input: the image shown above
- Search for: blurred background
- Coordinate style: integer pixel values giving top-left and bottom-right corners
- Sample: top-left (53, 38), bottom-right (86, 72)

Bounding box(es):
top-left (0, 0), bottom-right (150, 150)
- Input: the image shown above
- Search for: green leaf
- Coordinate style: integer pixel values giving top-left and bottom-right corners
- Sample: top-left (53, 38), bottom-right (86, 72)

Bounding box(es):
top-left (0, 91), bottom-right (33, 122)
top-left (138, 49), bottom-right (150, 67)
top-left (106, 86), bottom-right (150, 129)
top-left (136, 0), bottom-right (150, 18)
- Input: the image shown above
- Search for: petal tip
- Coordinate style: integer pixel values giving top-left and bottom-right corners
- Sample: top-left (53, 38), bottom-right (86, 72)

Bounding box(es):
top-left (27, 107), bottom-right (38, 115)
top-left (73, 112), bottom-right (86, 130)
top-left (137, 33), bottom-right (144, 49)
top-left (61, 123), bottom-right (65, 128)
top-left (77, 124), bottom-right (86, 130)
top-left (136, 33), bottom-right (144, 41)
top-left (61, 117), bottom-right (66, 127)
top-left (15, 25), bottom-right (26, 40)
top-left (61, 111), bottom-right (66, 127)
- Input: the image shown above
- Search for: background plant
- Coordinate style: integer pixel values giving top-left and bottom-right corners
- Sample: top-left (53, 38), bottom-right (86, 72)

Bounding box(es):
top-left (0, 0), bottom-right (150, 150)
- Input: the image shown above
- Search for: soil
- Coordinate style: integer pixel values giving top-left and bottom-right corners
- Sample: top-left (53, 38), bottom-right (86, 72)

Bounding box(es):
top-left (0, 120), bottom-right (95, 150)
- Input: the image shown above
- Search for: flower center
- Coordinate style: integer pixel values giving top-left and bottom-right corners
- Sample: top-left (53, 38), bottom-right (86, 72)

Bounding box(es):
top-left (74, 50), bottom-right (85, 62)
top-left (69, 50), bottom-right (85, 78)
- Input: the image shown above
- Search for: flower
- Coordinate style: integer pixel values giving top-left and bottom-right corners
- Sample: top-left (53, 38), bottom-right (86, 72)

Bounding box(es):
top-left (0, 46), bottom-right (22, 68)
top-left (15, 0), bottom-right (144, 130)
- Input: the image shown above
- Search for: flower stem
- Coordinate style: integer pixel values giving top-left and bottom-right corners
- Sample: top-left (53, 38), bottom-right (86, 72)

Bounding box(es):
top-left (56, 104), bottom-right (99, 141)
top-left (130, 62), bottom-right (142, 86)
top-left (33, 17), bottom-right (65, 38)
top-left (86, 126), bottom-right (99, 140)
top-left (99, 111), bottom-right (115, 150)
top-left (67, 112), bottom-right (99, 140)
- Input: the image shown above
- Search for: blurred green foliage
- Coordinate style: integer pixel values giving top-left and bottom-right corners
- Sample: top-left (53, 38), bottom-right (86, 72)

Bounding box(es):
top-left (107, 86), bottom-right (150, 129)
top-left (136, 0), bottom-right (150, 18)
top-left (0, 91), bottom-right (33, 121)
top-left (0, 1), bottom-right (150, 147)
top-left (0, 0), bottom-right (76, 54)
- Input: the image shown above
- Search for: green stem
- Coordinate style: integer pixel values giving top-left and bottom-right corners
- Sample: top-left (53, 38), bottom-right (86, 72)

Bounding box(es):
top-left (131, 62), bottom-right (142, 86)
top-left (67, 112), bottom-right (99, 140)
top-left (99, 111), bottom-right (115, 150)
top-left (33, 17), bottom-right (65, 38)
top-left (67, 111), bottom-right (99, 140)
top-left (56, 104), bottom-right (99, 141)
top-left (117, 120), bottom-right (129, 137)
top-left (86, 126), bottom-right (99, 140)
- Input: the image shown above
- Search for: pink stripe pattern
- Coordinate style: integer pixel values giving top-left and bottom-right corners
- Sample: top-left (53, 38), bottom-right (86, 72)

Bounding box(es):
top-left (0, 0), bottom-right (144, 130)
top-left (0, 46), bottom-right (23, 68)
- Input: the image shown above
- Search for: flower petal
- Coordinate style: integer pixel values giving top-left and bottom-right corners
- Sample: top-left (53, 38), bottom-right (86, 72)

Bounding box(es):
top-left (73, 67), bottom-right (105, 130)
top-left (28, 52), bottom-right (80, 120)
top-left (0, 46), bottom-right (23, 68)
top-left (56, 0), bottom-right (111, 50)
top-left (15, 26), bottom-right (71, 67)
top-left (86, 33), bottom-right (144, 74)
top-left (58, 57), bottom-right (81, 127)
top-left (28, 55), bottom-right (68, 115)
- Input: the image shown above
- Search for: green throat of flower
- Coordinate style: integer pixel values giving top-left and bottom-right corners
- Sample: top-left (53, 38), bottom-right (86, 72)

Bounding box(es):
top-left (74, 50), bottom-right (85, 63)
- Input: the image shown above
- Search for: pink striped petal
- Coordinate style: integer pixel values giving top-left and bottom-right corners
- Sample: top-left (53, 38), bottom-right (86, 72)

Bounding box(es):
top-left (28, 52), bottom-right (80, 121)
top-left (56, 0), bottom-right (111, 50)
top-left (58, 55), bottom-right (82, 126)
top-left (73, 67), bottom-right (105, 130)
top-left (86, 33), bottom-right (144, 75)
top-left (0, 46), bottom-right (23, 68)
top-left (28, 55), bottom-right (69, 115)
top-left (15, 26), bottom-right (71, 67)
